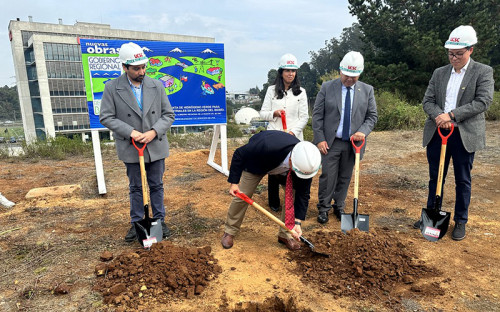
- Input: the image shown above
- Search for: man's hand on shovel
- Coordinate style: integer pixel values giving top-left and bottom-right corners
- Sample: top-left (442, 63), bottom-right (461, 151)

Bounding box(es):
top-left (291, 222), bottom-right (302, 240)
top-left (229, 184), bottom-right (240, 196)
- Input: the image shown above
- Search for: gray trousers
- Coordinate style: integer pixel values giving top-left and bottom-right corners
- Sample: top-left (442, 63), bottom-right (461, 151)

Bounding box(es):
top-left (224, 171), bottom-right (292, 239)
top-left (317, 139), bottom-right (355, 213)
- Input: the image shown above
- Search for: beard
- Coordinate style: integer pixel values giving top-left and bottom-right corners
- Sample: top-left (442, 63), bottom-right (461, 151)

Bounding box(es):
top-left (132, 75), bottom-right (144, 83)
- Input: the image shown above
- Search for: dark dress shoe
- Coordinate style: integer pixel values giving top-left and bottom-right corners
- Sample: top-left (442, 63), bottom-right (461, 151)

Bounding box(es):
top-left (270, 206), bottom-right (281, 212)
top-left (124, 225), bottom-right (136, 242)
top-left (161, 221), bottom-right (171, 238)
top-left (317, 211), bottom-right (329, 224)
top-left (333, 209), bottom-right (344, 221)
top-left (413, 220), bottom-right (421, 229)
top-left (451, 222), bottom-right (466, 241)
top-left (278, 236), bottom-right (301, 251)
top-left (221, 232), bottom-right (234, 249)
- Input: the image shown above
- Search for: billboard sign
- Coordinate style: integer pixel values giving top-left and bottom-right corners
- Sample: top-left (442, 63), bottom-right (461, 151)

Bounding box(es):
top-left (80, 39), bottom-right (226, 128)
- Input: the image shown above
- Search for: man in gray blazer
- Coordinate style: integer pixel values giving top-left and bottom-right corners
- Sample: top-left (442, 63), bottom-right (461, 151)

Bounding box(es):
top-left (312, 51), bottom-right (378, 224)
top-left (100, 42), bottom-right (175, 242)
top-left (416, 25), bottom-right (494, 240)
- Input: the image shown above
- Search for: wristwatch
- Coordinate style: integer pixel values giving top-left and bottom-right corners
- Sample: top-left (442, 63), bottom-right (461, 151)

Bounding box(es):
top-left (448, 112), bottom-right (456, 121)
top-left (294, 220), bottom-right (302, 225)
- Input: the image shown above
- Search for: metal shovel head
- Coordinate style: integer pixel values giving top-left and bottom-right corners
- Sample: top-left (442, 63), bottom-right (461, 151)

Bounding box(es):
top-left (299, 236), bottom-right (330, 257)
top-left (341, 212), bottom-right (370, 233)
top-left (420, 208), bottom-right (450, 242)
top-left (134, 218), bottom-right (163, 248)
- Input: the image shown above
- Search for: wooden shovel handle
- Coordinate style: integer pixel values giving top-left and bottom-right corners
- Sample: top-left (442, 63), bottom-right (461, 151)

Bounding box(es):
top-left (234, 191), bottom-right (299, 239)
top-left (436, 124), bottom-right (454, 197)
top-left (350, 137), bottom-right (365, 200)
top-left (132, 140), bottom-right (149, 207)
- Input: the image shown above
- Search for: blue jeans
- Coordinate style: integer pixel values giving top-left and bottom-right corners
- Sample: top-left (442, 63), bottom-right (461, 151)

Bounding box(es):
top-left (426, 128), bottom-right (474, 223)
top-left (125, 159), bottom-right (165, 223)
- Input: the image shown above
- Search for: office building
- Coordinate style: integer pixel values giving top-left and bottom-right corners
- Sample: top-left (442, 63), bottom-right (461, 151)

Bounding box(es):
top-left (8, 17), bottom-right (214, 142)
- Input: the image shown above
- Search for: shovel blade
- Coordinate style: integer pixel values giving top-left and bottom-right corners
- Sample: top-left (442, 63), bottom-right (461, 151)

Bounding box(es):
top-left (134, 218), bottom-right (163, 248)
top-left (299, 236), bottom-right (330, 257)
top-left (420, 208), bottom-right (450, 242)
top-left (341, 213), bottom-right (370, 233)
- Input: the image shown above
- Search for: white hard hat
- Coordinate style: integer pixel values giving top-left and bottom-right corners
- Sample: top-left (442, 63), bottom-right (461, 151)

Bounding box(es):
top-left (119, 42), bottom-right (148, 65)
top-left (444, 25), bottom-right (477, 49)
top-left (279, 53), bottom-right (299, 70)
top-left (339, 51), bottom-right (364, 77)
top-left (291, 141), bottom-right (322, 179)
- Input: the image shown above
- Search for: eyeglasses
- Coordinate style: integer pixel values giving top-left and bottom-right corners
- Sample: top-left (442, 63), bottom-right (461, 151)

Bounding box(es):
top-left (448, 48), bottom-right (470, 59)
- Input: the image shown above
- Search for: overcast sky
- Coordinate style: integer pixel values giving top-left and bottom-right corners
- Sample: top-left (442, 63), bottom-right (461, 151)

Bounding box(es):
top-left (1, 0), bottom-right (356, 92)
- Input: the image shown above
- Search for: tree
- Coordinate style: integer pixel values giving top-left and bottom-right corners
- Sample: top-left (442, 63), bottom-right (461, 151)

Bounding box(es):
top-left (0, 85), bottom-right (20, 121)
top-left (348, 0), bottom-right (500, 99)
top-left (309, 23), bottom-right (365, 77)
top-left (248, 86), bottom-right (260, 95)
top-left (259, 69), bottom-right (278, 101)
top-left (297, 62), bottom-right (319, 108)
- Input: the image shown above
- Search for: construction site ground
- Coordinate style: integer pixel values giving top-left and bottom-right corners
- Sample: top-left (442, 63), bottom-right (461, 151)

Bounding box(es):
top-left (0, 122), bottom-right (499, 312)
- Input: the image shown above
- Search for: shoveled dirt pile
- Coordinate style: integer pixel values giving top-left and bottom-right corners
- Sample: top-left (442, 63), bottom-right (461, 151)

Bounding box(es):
top-left (93, 241), bottom-right (222, 310)
top-left (293, 229), bottom-right (446, 305)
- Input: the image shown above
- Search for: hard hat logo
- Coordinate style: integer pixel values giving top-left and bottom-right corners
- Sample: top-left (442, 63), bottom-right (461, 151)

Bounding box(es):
top-left (340, 51), bottom-right (364, 77)
top-left (119, 42), bottom-right (149, 66)
top-left (444, 25), bottom-right (477, 49)
top-left (279, 53), bottom-right (299, 70)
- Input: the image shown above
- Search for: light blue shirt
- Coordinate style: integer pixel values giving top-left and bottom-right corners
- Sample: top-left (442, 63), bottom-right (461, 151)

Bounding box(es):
top-left (127, 76), bottom-right (143, 111)
top-left (336, 83), bottom-right (355, 139)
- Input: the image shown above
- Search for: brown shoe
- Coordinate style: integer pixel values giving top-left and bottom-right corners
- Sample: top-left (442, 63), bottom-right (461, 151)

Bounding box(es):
top-left (221, 232), bottom-right (234, 249)
top-left (278, 236), bottom-right (301, 251)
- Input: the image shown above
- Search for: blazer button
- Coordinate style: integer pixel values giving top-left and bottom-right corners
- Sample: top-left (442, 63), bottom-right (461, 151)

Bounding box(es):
top-left (127, 114), bottom-right (131, 117)
top-left (159, 138), bottom-right (162, 141)
top-left (152, 111), bottom-right (155, 114)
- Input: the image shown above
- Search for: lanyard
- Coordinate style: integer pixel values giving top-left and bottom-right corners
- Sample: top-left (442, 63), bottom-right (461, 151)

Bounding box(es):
top-left (130, 84), bottom-right (143, 110)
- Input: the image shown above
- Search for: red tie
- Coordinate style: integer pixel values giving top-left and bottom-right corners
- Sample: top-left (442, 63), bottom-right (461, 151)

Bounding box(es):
top-left (285, 169), bottom-right (295, 230)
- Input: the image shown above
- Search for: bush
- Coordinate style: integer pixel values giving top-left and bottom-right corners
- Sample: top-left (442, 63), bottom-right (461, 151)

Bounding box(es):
top-left (486, 91), bottom-right (500, 121)
top-left (20, 135), bottom-right (93, 160)
top-left (167, 131), bottom-right (212, 149)
top-left (303, 118), bottom-right (314, 142)
top-left (374, 91), bottom-right (426, 131)
top-left (226, 122), bottom-right (243, 138)
top-left (0, 145), bottom-right (8, 159)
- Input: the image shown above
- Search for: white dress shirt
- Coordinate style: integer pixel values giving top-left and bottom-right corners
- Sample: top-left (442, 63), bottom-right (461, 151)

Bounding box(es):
top-left (445, 58), bottom-right (471, 113)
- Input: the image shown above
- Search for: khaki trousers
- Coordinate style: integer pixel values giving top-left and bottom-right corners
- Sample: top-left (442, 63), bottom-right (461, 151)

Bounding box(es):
top-left (224, 171), bottom-right (292, 239)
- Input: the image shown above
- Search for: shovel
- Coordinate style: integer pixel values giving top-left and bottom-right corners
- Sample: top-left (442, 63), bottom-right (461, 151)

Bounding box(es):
top-left (419, 124), bottom-right (454, 242)
top-left (341, 137), bottom-right (369, 233)
top-left (280, 110), bottom-right (287, 132)
top-left (132, 140), bottom-right (163, 248)
top-left (234, 190), bottom-right (329, 257)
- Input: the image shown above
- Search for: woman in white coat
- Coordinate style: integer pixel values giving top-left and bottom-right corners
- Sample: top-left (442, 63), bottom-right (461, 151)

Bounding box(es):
top-left (259, 53), bottom-right (309, 211)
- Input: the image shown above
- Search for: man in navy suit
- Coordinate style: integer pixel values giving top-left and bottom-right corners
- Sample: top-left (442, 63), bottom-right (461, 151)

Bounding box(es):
top-left (415, 25), bottom-right (494, 241)
top-left (221, 130), bottom-right (321, 251)
top-left (312, 51), bottom-right (378, 224)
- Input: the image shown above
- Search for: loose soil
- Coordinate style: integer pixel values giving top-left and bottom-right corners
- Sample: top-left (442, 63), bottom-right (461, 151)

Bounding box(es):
top-left (0, 122), bottom-right (499, 312)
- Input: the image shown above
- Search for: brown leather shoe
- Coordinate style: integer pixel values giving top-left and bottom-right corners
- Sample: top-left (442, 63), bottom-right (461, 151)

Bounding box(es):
top-left (221, 232), bottom-right (234, 249)
top-left (278, 236), bottom-right (301, 251)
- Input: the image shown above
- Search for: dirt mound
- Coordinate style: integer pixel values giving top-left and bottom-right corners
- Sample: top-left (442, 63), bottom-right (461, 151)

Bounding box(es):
top-left (292, 229), bottom-right (445, 305)
top-left (93, 241), bottom-right (222, 310)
